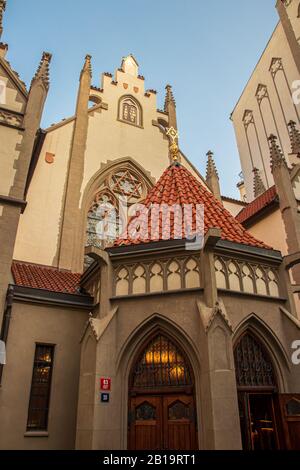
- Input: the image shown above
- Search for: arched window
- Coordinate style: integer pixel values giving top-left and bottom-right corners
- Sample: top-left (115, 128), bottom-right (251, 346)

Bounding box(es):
top-left (119, 96), bottom-right (142, 127)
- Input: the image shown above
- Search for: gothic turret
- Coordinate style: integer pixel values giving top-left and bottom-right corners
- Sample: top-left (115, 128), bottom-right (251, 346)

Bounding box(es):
top-left (206, 151), bottom-right (221, 202)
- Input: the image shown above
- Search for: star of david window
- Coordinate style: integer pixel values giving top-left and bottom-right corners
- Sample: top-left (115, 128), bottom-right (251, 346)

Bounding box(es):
top-left (119, 96), bottom-right (142, 127)
top-left (109, 169), bottom-right (143, 200)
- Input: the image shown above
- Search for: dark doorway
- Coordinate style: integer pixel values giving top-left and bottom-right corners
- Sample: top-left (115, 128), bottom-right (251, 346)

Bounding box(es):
top-left (128, 333), bottom-right (198, 450)
top-left (238, 392), bottom-right (279, 450)
top-left (234, 332), bottom-right (280, 450)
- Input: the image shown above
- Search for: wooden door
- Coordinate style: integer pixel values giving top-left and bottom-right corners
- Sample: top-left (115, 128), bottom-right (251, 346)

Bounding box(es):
top-left (277, 394), bottom-right (300, 450)
top-left (129, 394), bottom-right (197, 450)
top-left (129, 396), bottom-right (162, 450)
top-left (163, 395), bottom-right (197, 450)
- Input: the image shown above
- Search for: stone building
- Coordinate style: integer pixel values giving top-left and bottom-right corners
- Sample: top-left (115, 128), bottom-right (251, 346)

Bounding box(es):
top-left (231, 0), bottom-right (300, 203)
top-left (0, 0), bottom-right (300, 451)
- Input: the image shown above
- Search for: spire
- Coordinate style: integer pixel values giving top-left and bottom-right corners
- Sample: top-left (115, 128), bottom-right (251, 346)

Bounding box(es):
top-left (0, 0), bottom-right (6, 40)
top-left (31, 52), bottom-right (52, 91)
top-left (81, 54), bottom-right (92, 79)
top-left (287, 120), bottom-right (300, 157)
top-left (268, 134), bottom-right (287, 171)
top-left (164, 84), bottom-right (176, 111)
top-left (253, 167), bottom-right (266, 198)
top-left (206, 151), bottom-right (221, 202)
top-left (206, 150), bottom-right (219, 179)
top-left (164, 84), bottom-right (177, 130)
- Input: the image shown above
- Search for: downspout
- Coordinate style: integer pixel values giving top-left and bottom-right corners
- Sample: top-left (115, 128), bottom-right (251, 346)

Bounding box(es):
top-left (0, 285), bottom-right (14, 386)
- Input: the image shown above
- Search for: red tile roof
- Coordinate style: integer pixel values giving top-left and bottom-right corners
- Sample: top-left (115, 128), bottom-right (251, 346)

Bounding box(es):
top-left (115, 163), bottom-right (271, 249)
top-left (236, 186), bottom-right (278, 225)
top-left (12, 262), bottom-right (81, 293)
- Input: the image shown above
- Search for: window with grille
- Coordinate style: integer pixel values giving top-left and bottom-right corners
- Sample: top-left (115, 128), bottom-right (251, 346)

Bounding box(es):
top-left (234, 333), bottom-right (276, 388)
top-left (123, 102), bottom-right (137, 124)
top-left (132, 335), bottom-right (192, 389)
top-left (27, 344), bottom-right (55, 431)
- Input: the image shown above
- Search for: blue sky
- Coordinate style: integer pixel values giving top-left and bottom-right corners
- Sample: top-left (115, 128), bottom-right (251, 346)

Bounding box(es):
top-left (3, 0), bottom-right (278, 198)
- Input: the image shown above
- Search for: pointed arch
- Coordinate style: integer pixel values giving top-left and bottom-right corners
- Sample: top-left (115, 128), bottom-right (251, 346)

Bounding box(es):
top-left (116, 313), bottom-right (202, 375)
top-left (233, 313), bottom-right (290, 392)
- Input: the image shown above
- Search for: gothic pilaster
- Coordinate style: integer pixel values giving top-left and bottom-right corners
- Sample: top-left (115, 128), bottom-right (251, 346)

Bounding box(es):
top-left (58, 55), bottom-right (92, 272)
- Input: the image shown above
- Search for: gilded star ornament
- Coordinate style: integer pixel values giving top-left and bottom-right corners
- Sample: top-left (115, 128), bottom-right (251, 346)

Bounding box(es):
top-left (166, 127), bottom-right (179, 143)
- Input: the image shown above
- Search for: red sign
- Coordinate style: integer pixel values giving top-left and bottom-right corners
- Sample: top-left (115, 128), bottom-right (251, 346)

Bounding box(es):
top-left (100, 377), bottom-right (111, 391)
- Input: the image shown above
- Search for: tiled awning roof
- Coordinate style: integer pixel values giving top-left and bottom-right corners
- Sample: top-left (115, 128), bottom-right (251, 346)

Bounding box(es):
top-left (11, 262), bottom-right (81, 294)
top-left (236, 186), bottom-right (278, 225)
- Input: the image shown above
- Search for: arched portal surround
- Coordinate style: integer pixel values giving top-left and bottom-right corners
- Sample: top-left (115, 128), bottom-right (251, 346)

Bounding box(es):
top-left (233, 315), bottom-right (290, 393)
top-left (116, 316), bottom-right (203, 450)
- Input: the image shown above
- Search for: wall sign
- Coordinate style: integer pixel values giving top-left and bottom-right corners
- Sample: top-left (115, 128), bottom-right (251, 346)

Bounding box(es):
top-left (100, 377), bottom-right (111, 391)
top-left (101, 393), bottom-right (110, 403)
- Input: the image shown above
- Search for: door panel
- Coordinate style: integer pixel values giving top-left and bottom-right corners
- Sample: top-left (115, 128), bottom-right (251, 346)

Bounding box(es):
top-left (129, 396), bottom-right (162, 450)
top-left (163, 395), bottom-right (196, 450)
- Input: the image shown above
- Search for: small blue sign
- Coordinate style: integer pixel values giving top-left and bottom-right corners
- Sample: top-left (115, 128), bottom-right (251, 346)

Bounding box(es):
top-left (101, 393), bottom-right (110, 403)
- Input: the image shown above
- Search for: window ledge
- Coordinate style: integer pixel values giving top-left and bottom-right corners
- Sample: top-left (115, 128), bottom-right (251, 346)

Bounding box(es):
top-left (24, 431), bottom-right (49, 438)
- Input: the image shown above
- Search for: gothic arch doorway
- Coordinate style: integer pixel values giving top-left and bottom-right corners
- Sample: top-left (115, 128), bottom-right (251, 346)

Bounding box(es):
top-left (128, 333), bottom-right (198, 450)
top-left (234, 332), bottom-right (280, 450)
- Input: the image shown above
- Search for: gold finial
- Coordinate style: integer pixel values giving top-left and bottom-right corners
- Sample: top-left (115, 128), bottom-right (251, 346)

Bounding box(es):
top-left (166, 126), bottom-right (179, 162)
